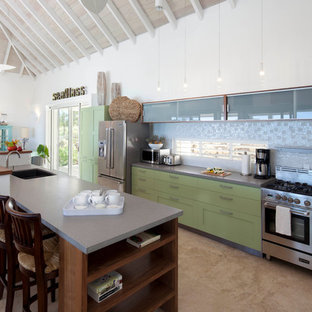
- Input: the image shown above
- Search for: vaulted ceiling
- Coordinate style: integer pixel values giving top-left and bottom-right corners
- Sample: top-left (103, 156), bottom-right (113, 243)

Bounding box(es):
top-left (0, 0), bottom-right (231, 78)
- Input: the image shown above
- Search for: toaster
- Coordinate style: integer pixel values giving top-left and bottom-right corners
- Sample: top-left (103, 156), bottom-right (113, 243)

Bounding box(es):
top-left (163, 155), bottom-right (181, 166)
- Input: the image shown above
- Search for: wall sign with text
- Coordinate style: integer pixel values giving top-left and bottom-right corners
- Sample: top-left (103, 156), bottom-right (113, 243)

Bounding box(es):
top-left (52, 86), bottom-right (86, 101)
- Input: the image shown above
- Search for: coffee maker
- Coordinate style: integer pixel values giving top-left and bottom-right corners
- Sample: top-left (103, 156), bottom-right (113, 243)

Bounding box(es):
top-left (254, 149), bottom-right (270, 179)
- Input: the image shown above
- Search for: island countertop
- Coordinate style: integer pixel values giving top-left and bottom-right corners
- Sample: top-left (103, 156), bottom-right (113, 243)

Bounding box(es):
top-left (10, 165), bottom-right (182, 254)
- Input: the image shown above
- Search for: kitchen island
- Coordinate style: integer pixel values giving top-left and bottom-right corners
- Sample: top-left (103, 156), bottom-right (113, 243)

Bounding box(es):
top-left (10, 166), bottom-right (182, 312)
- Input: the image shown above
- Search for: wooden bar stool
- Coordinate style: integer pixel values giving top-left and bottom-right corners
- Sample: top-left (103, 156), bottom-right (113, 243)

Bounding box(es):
top-left (0, 195), bottom-right (23, 312)
top-left (5, 198), bottom-right (59, 312)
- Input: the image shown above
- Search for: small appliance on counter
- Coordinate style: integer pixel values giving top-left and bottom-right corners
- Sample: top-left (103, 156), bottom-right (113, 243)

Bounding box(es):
top-left (241, 151), bottom-right (251, 176)
top-left (254, 148), bottom-right (270, 179)
top-left (141, 148), bottom-right (170, 165)
top-left (163, 154), bottom-right (181, 166)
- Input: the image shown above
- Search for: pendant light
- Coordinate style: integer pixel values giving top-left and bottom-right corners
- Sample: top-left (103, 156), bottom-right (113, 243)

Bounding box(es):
top-left (81, 0), bottom-right (108, 14)
top-left (259, 0), bottom-right (265, 77)
top-left (0, 64), bottom-right (15, 73)
top-left (217, 0), bottom-right (222, 83)
top-left (183, 0), bottom-right (188, 90)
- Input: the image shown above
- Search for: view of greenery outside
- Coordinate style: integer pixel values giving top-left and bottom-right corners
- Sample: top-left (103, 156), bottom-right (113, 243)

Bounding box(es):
top-left (72, 109), bottom-right (79, 167)
top-left (58, 108), bottom-right (69, 171)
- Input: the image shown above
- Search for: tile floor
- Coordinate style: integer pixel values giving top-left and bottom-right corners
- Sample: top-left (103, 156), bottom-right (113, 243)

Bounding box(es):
top-left (1, 228), bottom-right (312, 311)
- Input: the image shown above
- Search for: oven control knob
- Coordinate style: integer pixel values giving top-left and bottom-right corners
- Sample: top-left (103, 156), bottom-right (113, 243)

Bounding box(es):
top-left (294, 199), bottom-right (300, 205)
top-left (288, 198), bottom-right (293, 203)
top-left (304, 200), bottom-right (311, 207)
top-left (282, 196), bottom-right (287, 201)
top-left (275, 194), bottom-right (281, 200)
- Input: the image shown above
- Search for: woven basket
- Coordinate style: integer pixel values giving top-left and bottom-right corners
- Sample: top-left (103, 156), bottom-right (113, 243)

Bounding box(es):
top-left (109, 96), bottom-right (142, 122)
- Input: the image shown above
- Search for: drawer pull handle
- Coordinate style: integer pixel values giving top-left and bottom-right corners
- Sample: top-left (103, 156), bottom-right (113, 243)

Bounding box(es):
top-left (170, 175), bottom-right (179, 179)
top-left (170, 185), bottom-right (179, 189)
top-left (220, 209), bottom-right (233, 216)
top-left (139, 178), bottom-right (146, 182)
top-left (219, 195), bottom-right (233, 201)
top-left (139, 170), bottom-right (146, 174)
top-left (138, 189), bottom-right (146, 193)
top-left (219, 185), bottom-right (233, 190)
top-left (169, 197), bottom-right (179, 202)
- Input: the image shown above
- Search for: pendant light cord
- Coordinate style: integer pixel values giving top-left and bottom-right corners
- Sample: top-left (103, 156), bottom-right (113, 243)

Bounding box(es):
top-left (260, 0), bottom-right (263, 64)
top-left (184, 0), bottom-right (187, 85)
top-left (218, 0), bottom-right (221, 76)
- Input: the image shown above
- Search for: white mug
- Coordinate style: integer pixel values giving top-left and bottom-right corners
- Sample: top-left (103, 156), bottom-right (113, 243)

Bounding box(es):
top-left (89, 195), bottom-right (105, 205)
top-left (73, 193), bottom-right (89, 206)
top-left (105, 192), bottom-right (120, 205)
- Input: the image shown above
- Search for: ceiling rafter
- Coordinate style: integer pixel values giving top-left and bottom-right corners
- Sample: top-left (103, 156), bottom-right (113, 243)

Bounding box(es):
top-left (2, 0), bottom-right (69, 65)
top-left (129, 0), bottom-right (155, 37)
top-left (57, 0), bottom-right (103, 54)
top-left (82, 4), bottom-right (118, 50)
top-left (189, 0), bottom-right (204, 20)
top-left (19, 0), bottom-right (79, 63)
top-left (23, 59), bottom-right (41, 76)
top-left (228, 0), bottom-right (236, 9)
top-left (3, 42), bottom-right (11, 64)
top-left (11, 38), bottom-right (45, 74)
top-left (162, 0), bottom-right (177, 29)
top-left (0, 13), bottom-right (53, 71)
top-left (19, 64), bottom-right (24, 76)
top-left (0, 23), bottom-right (34, 78)
top-left (37, 0), bottom-right (90, 60)
top-left (107, 0), bottom-right (136, 44)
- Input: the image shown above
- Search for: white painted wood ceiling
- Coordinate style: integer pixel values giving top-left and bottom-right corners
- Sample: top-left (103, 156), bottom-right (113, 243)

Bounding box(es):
top-left (0, 0), bottom-right (229, 77)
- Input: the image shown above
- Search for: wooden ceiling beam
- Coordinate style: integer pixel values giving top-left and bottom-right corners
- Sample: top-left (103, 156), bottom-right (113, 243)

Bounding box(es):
top-left (162, 0), bottom-right (177, 29)
top-left (20, 0), bottom-right (79, 63)
top-left (38, 0), bottom-right (90, 59)
top-left (0, 23), bottom-right (34, 78)
top-left (19, 64), bottom-right (24, 76)
top-left (0, 14), bottom-right (53, 71)
top-left (3, 0), bottom-right (69, 65)
top-left (228, 0), bottom-right (237, 9)
top-left (189, 0), bottom-right (204, 20)
top-left (129, 0), bottom-right (155, 37)
top-left (0, 2), bottom-right (60, 68)
top-left (83, 6), bottom-right (118, 50)
top-left (3, 42), bottom-right (11, 65)
top-left (107, 0), bottom-right (136, 44)
top-left (57, 0), bottom-right (103, 54)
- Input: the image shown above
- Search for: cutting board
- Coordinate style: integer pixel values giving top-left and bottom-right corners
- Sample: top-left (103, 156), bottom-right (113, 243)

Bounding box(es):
top-left (201, 171), bottom-right (231, 177)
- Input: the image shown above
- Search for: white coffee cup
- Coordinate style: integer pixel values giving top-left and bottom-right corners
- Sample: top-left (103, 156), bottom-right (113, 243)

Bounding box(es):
top-left (105, 192), bottom-right (120, 205)
top-left (73, 193), bottom-right (89, 206)
top-left (89, 194), bottom-right (105, 205)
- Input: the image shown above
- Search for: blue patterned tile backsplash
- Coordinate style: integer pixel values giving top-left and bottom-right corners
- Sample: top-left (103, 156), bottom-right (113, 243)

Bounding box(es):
top-left (153, 120), bottom-right (312, 173)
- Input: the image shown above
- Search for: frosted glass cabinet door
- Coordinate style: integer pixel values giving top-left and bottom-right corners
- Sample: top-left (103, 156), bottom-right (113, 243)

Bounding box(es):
top-left (294, 88), bottom-right (312, 119)
top-left (178, 97), bottom-right (224, 121)
top-left (143, 101), bottom-right (178, 122)
top-left (227, 90), bottom-right (294, 120)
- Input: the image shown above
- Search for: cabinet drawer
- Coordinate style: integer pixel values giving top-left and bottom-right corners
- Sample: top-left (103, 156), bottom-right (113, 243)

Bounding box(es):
top-left (132, 176), bottom-right (154, 189)
top-left (154, 179), bottom-right (199, 200)
top-left (201, 204), bottom-right (261, 251)
top-left (197, 179), bottom-right (260, 201)
top-left (132, 167), bottom-right (155, 179)
top-left (153, 171), bottom-right (198, 187)
top-left (157, 192), bottom-right (197, 228)
top-left (132, 186), bottom-right (157, 202)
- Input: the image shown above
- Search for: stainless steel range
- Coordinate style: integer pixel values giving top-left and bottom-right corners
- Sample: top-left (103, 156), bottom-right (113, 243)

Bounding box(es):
top-left (262, 166), bottom-right (312, 270)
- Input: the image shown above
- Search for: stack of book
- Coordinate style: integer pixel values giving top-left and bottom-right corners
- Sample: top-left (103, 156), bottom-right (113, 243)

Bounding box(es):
top-left (88, 271), bottom-right (122, 303)
top-left (126, 231), bottom-right (161, 248)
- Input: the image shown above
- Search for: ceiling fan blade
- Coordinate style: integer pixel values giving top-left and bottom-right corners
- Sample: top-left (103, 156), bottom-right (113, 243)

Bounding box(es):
top-left (81, 0), bottom-right (108, 14)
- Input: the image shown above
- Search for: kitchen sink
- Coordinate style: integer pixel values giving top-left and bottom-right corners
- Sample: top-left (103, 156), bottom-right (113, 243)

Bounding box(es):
top-left (12, 169), bottom-right (55, 180)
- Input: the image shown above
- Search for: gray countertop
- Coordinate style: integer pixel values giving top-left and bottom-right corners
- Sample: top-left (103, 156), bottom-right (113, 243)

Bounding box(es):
top-left (132, 163), bottom-right (275, 188)
top-left (10, 165), bottom-right (182, 254)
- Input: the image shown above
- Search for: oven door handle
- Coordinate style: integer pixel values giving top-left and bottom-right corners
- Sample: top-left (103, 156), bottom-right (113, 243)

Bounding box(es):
top-left (290, 209), bottom-right (310, 217)
top-left (264, 202), bottom-right (276, 209)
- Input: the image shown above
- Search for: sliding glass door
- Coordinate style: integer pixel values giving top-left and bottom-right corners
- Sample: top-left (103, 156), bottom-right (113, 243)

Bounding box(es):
top-left (50, 105), bottom-right (80, 177)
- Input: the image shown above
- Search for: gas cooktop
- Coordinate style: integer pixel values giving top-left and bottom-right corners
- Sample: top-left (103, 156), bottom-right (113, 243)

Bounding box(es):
top-left (264, 180), bottom-right (312, 196)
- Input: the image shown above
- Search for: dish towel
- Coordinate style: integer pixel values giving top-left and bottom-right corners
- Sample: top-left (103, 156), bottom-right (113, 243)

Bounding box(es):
top-left (275, 205), bottom-right (291, 236)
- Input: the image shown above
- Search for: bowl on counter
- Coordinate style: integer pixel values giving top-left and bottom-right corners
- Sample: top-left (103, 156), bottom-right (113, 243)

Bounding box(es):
top-left (148, 143), bottom-right (163, 150)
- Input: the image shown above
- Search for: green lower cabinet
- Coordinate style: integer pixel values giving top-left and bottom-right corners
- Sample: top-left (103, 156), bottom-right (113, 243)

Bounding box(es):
top-left (200, 204), bottom-right (261, 251)
top-left (157, 193), bottom-right (198, 228)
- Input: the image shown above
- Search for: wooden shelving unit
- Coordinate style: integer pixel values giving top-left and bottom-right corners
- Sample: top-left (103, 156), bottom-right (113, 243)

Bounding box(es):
top-left (59, 219), bottom-right (178, 312)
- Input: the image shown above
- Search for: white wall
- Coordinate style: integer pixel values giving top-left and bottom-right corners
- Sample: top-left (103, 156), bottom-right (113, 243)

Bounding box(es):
top-left (30, 0), bottom-right (312, 170)
top-left (0, 73), bottom-right (39, 150)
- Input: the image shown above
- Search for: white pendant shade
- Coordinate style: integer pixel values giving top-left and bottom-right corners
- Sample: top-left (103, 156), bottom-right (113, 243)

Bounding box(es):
top-left (81, 0), bottom-right (108, 14)
top-left (0, 64), bottom-right (15, 72)
top-left (21, 127), bottom-right (30, 139)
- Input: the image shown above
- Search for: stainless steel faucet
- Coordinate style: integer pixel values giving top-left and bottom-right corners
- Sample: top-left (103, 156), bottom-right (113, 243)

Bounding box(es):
top-left (6, 151), bottom-right (21, 169)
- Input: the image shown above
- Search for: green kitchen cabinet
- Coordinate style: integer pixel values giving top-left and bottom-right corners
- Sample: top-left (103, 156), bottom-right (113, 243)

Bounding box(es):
top-left (79, 106), bottom-right (110, 183)
top-left (131, 166), bottom-right (262, 252)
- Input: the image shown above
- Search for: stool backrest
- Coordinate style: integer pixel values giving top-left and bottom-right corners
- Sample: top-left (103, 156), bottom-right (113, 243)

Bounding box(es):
top-left (0, 195), bottom-right (9, 231)
top-left (5, 198), bottom-right (44, 264)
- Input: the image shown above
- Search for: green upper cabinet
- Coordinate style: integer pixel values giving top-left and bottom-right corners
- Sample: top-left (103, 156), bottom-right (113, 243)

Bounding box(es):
top-left (79, 106), bottom-right (110, 183)
top-left (143, 96), bottom-right (224, 122)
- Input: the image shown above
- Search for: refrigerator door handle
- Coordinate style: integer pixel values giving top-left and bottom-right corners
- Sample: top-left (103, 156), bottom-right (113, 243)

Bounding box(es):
top-left (110, 128), bottom-right (114, 169)
top-left (105, 128), bottom-right (110, 169)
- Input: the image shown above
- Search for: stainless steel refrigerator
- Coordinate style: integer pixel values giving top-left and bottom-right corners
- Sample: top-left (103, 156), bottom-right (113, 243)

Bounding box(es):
top-left (98, 120), bottom-right (149, 193)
